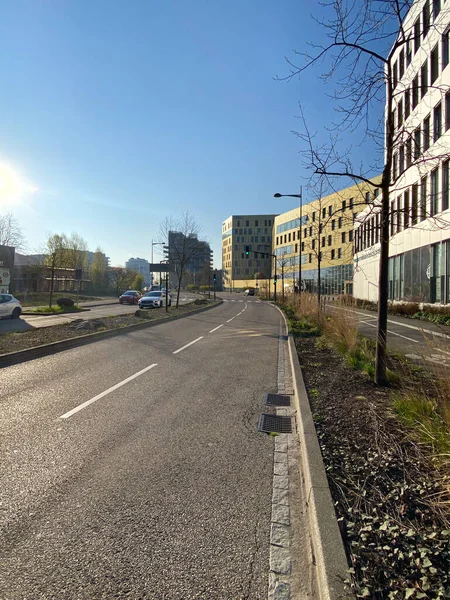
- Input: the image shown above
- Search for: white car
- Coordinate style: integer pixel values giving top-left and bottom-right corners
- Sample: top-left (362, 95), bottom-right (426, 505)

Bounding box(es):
top-left (138, 291), bottom-right (172, 309)
top-left (0, 294), bottom-right (22, 319)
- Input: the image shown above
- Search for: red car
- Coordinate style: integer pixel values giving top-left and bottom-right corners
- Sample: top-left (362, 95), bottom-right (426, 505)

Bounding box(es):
top-left (119, 290), bottom-right (142, 304)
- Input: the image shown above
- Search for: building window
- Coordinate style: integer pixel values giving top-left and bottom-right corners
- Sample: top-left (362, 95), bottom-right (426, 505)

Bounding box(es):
top-left (396, 196), bottom-right (402, 233)
top-left (332, 219), bottom-right (336, 230)
top-left (399, 48), bottom-right (405, 79)
top-left (393, 59), bottom-right (398, 88)
top-left (338, 248), bottom-right (342, 259)
top-left (294, 243), bottom-right (298, 253)
top-left (446, 91), bottom-right (450, 131)
top-left (319, 223), bottom-right (323, 234)
top-left (349, 230), bottom-right (353, 242)
top-left (255, 220), bottom-right (258, 226)
top-left (349, 197), bottom-right (354, 209)
top-left (328, 235), bottom-right (332, 246)
top-left (331, 249), bottom-right (335, 260)
top-left (301, 241), bottom-right (305, 251)
top-left (443, 160), bottom-right (450, 212)
top-left (321, 236), bottom-right (326, 247)
top-left (276, 236), bottom-right (279, 245)
top-left (342, 200), bottom-right (346, 212)
top-left (412, 75), bottom-right (419, 108)
top-left (421, 60), bottom-right (428, 97)
top-left (405, 89), bottom-right (410, 120)
top-left (420, 176), bottom-right (427, 221)
top-left (365, 191), bottom-right (370, 203)
top-left (268, 219), bottom-right (272, 225)
top-left (433, 0), bottom-right (441, 20)
top-left (412, 183), bottom-right (419, 225)
top-left (406, 35), bottom-right (412, 66)
top-left (312, 212), bottom-right (316, 222)
top-left (338, 216), bottom-right (343, 228)
top-left (431, 168), bottom-right (439, 216)
top-left (246, 220), bottom-right (249, 226)
top-left (309, 254), bottom-right (312, 263)
top-left (328, 205), bottom-right (333, 216)
top-left (443, 29), bottom-right (450, 69)
top-left (398, 98), bottom-right (403, 128)
top-left (423, 115), bottom-right (431, 151)
top-left (414, 126), bottom-right (421, 158)
top-left (390, 201), bottom-right (395, 236)
top-left (318, 252), bottom-right (322, 261)
top-left (393, 153), bottom-right (398, 179)
top-left (423, 0), bottom-right (430, 38)
top-left (322, 207), bottom-right (326, 219)
top-left (414, 17), bottom-right (421, 53)
top-left (309, 226), bottom-right (312, 236)
top-left (404, 190), bottom-right (410, 229)
top-left (431, 45), bottom-right (439, 84)
top-left (304, 228), bottom-right (307, 238)
top-left (341, 231), bottom-right (346, 243)
top-left (399, 145), bottom-right (405, 174)
top-left (406, 138), bottom-right (412, 168)
top-left (434, 102), bottom-right (442, 142)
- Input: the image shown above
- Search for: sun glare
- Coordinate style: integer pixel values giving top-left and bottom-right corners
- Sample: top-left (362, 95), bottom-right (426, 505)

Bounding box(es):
top-left (0, 162), bottom-right (37, 206)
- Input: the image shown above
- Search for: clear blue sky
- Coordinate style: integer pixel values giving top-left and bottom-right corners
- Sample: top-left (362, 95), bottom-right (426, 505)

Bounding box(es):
top-left (0, 0), bottom-right (382, 267)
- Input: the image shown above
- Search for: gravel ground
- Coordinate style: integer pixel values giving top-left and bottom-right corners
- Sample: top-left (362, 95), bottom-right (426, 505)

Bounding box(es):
top-left (296, 336), bottom-right (450, 599)
top-left (0, 300), bottom-right (217, 355)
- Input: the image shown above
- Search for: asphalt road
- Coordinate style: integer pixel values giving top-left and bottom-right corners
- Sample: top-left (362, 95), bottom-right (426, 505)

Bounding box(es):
top-left (0, 293), bottom-right (201, 334)
top-left (1, 297), bottom-right (281, 599)
top-left (327, 304), bottom-right (450, 367)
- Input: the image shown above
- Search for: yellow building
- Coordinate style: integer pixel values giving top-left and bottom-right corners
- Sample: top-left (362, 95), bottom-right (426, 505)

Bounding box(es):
top-left (222, 214), bottom-right (278, 291)
top-left (273, 177), bottom-right (382, 295)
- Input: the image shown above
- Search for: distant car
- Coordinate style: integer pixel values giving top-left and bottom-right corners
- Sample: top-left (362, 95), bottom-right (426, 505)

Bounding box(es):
top-left (244, 288), bottom-right (255, 296)
top-left (0, 294), bottom-right (22, 319)
top-left (138, 291), bottom-right (172, 309)
top-left (119, 290), bottom-right (142, 304)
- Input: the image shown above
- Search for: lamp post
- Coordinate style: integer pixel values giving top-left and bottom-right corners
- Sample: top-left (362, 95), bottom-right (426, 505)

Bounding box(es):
top-left (274, 186), bottom-right (303, 297)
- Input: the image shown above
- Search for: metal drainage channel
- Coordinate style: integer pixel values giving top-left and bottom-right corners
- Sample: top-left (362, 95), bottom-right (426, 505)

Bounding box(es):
top-left (257, 414), bottom-right (292, 434)
top-left (264, 393), bottom-right (291, 407)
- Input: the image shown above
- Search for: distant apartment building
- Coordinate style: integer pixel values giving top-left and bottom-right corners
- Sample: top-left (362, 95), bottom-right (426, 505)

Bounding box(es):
top-left (222, 214), bottom-right (277, 291)
top-left (273, 178), bottom-right (381, 295)
top-left (125, 257), bottom-right (151, 287)
top-left (87, 251), bottom-right (110, 269)
top-left (166, 231), bottom-right (212, 289)
top-left (354, 0), bottom-right (450, 304)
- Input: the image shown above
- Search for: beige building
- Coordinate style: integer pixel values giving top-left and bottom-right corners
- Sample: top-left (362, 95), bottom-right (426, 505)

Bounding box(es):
top-left (222, 214), bottom-right (277, 292)
top-left (273, 178), bottom-right (382, 295)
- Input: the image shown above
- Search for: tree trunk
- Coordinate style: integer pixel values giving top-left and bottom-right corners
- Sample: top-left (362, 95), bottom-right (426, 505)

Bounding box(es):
top-left (375, 181), bottom-right (391, 386)
top-left (49, 261), bottom-right (55, 308)
top-left (176, 267), bottom-right (183, 308)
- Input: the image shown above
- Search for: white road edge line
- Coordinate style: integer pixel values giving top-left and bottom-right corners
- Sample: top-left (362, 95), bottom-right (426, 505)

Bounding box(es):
top-left (362, 321), bottom-right (419, 343)
top-left (173, 336), bottom-right (204, 354)
top-left (209, 324), bottom-right (224, 333)
top-left (226, 317), bottom-right (235, 322)
top-left (59, 363), bottom-right (158, 419)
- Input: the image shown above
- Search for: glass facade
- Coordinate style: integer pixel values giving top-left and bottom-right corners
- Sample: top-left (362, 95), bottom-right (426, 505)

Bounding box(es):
top-left (299, 263), bottom-right (354, 295)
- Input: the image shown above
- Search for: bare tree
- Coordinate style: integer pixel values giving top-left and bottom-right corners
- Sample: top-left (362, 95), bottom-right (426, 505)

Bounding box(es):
top-left (159, 212), bottom-right (202, 307)
top-left (109, 267), bottom-right (138, 296)
top-left (89, 247), bottom-right (108, 293)
top-left (43, 233), bottom-right (69, 308)
top-left (0, 212), bottom-right (25, 250)
top-left (280, 0), bottom-right (450, 385)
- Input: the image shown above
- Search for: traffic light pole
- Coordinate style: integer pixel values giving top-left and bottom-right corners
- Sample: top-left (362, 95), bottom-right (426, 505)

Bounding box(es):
top-left (245, 246), bottom-right (278, 302)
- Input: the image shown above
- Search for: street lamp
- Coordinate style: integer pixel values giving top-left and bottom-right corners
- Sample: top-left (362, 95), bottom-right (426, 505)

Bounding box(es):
top-left (274, 186), bottom-right (303, 297)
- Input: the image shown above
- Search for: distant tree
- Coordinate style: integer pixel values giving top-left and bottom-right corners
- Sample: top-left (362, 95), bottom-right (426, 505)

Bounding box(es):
top-left (159, 211), bottom-right (202, 308)
top-left (89, 247), bottom-right (108, 292)
top-left (43, 233), bottom-right (69, 307)
top-left (131, 273), bottom-right (145, 291)
top-left (66, 233), bottom-right (88, 289)
top-left (0, 212), bottom-right (26, 250)
top-left (109, 267), bottom-right (137, 296)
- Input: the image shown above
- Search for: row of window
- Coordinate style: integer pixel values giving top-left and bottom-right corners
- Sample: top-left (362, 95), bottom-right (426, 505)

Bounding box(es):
top-left (232, 228), bottom-right (271, 236)
top-left (276, 213), bottom-right (361, 246)
top-left (393, 94), bottom-right (450, 179)
top-left (393, 0), bottom-right (445, 91)
top-left (357, 160), bottom-right (450, 253)
top-left (235, 219), bottom-right (272, 227)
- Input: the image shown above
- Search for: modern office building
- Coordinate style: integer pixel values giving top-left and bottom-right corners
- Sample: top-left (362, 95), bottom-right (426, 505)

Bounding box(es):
top-left (125, 257), bottom-right (151, 288)
top-left (354, 0), bottom-right (450, 304)
top-left (273, 178), bottom-right (381, 295)
top-left (221, 214), bottom-right (277, 292)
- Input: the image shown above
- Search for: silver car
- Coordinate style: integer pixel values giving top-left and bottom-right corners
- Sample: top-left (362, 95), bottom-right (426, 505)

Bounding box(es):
top-left (0, 294), bottom-right (22, 319)
top-left (138, 291), bottom-right (172, 309)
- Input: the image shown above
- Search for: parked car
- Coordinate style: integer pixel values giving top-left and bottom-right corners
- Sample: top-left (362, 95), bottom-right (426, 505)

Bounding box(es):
top-left (0, 294), bottom-right (22, 318)
top-left (138, 291), bottom-right (171, 309)
top-left (119, 290), bottom-right (142, 304)
top-left (244, 288), bottom-right (255, 296)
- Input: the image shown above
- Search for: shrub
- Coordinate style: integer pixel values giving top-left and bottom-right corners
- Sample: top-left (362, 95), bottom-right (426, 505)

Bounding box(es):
top-left (56, 297), bottom-right (75, 308)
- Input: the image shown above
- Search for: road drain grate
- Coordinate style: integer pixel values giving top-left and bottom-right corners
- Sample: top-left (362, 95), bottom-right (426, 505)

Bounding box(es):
top-left (258, 413), bottom-right (292, 434)
top-left (264, 393), bottom-right (291, 407)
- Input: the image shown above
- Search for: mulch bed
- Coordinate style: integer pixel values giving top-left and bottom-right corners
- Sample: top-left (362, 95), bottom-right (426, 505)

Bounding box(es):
top-left (0, 300), bottom-right (215, 355)
top-left (296, 336), bottom-right (450, 599)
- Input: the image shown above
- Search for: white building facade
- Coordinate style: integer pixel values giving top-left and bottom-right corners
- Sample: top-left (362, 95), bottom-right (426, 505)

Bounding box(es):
top-left (125, 257), bottom-right (151, 287)
top-left (354, 0), bottom-right (450, 304)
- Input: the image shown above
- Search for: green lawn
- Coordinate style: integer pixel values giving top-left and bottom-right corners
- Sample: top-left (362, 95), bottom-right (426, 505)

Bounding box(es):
top-left (14, 292), bottom-right (109, 307)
